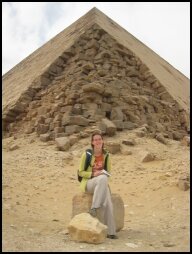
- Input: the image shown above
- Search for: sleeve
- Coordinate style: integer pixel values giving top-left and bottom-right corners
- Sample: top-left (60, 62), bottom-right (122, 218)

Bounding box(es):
top-left (106, 153), bottom-right (111, 174)
top-left (79, 152), bottom-right (92, 179)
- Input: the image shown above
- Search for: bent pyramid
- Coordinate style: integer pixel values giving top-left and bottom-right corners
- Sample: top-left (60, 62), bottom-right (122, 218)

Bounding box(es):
top-left (2, 7), bottom-right (190, 140)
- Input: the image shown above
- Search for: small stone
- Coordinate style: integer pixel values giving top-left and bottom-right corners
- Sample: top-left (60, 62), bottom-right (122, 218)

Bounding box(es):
top-left (163, 242), bottom-right (176, 247)
top-left (125, 242), bottom-right (138, 248)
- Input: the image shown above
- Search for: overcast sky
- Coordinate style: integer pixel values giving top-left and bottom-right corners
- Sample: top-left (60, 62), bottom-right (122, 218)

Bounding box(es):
top-left (2, 2), bottom-right (190, 78)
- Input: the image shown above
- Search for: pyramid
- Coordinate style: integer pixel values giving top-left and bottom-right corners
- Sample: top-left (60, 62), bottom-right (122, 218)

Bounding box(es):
top-left (2, 7), bottom-right (190, 141)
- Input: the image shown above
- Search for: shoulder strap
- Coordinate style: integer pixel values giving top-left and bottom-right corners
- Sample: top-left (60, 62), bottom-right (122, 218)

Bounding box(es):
top-left (84, 149), bottom-right (93, 171)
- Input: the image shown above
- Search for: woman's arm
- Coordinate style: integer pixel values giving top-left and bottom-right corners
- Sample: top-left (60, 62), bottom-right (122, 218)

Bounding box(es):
top-left (106, 153), bottom-right (111, 173)
top-left (79, 152), bottom-right (92, 179)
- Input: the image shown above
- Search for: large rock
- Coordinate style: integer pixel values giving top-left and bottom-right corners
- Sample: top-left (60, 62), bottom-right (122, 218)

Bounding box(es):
top-left (111, 107), bottom-right (124, 121)
top-left (72, 193), bottom-right (124, 232)
top-left (55, 137), bottom-right (71, 151)
top-left (99, 118), bottom-right (117, 136)
top-left (62, 115), bottom-right (89, 126)
top-left (68, 213), bottom-right (107, 244)
top-left (140, 151), bottom-right (155, 162)
top-left (82, 82), bottom-right (104, 94)
top-left (105, 141), bottom-right (121, 154)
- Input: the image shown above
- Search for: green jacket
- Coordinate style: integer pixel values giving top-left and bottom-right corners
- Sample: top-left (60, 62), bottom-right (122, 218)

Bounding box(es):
top-left (79, 149), bottom-right (111, 192)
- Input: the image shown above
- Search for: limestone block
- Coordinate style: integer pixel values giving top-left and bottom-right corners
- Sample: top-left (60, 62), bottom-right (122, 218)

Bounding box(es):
top-left (83, 103), bottom-right (98, 110)
top-left (181, 136), bottom-right (190, 146)
top-left (55, 137), bottom-right (71, 151)
top-left (82, 82), bottom-right (104, 94)
top-left (72, 193), bottom-right (124, 232)
top-left (172, 131), bottom-right (185, 140)
top-left (123, 121), bottom-right (138, 130)
top-left (155, 133), bottom-right (167, 145)
top-left (36, 124), bottom-right (49, 135)
top-left (54, 127), bottom-right (64, 134)
top-left (78, 92), bottom-right (102, 104)
top-left (85, 48), bottom-right (97, 57)
top-left (68, 213), bottom-right (107, 244)
top-left (95, 50), bottom-right (113, 59)
top-left (111, 108), bottom-right (124, 121)
top-left (25, 126), bottom-right (35, 134)
top-left (141, 151), bottom-right (155, 162)
top-left (9, 144), bottom-right (19, 151)
top-left (65, 125), bottom-right (82, 134)
top-left (40, 133), bottom-right (50, 142)
top-left (87, 39), bottom-right (100, 49)
top-left (13, 101), bottom-right (27, 113)
top-left (20, 93), bottom-right (33, 103)
top-left (105, 141), bottom-right (121, 154)
top-left (100, 118), bottom-right (116, 136)
top-left (82, 62), bottom-right (95, 72)
top-left (122, 139), bottom-right (136, 146)
top-left (139, 63), bottom-right (149, 73)
top-left (97, 69), bottom-right (108, 77)
top-left (62, 116), bottom-right (89, 127)
top-left (112, 120), bottom-right (124, 131)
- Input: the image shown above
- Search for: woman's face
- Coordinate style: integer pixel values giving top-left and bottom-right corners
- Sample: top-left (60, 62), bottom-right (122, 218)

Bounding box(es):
top-left (92, 134), bottom-right (103, 150)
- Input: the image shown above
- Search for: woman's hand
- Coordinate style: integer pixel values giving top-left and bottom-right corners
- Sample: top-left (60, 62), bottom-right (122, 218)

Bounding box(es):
top-left (92, 170), bottom-right (102, 177)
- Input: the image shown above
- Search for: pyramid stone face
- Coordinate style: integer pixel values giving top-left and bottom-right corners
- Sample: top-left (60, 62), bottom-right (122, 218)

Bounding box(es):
top-left (2, 8), bottom-right (98, 128)
top-left (2, 8), bottom-right (190, 140)
top-left (94, 8), bottom-right (190, 114)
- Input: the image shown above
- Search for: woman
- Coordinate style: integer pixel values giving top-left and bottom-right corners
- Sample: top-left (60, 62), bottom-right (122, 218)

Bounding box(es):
top-left (79, 132), bottom-right (118, 239)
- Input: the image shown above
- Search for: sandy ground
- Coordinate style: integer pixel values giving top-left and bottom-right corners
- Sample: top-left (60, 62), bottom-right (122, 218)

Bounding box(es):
top-left (2, 130), bottom-right (190, 252)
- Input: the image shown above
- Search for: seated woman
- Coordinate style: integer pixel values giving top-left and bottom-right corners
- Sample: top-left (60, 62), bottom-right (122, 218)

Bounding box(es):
top-left (78, 131), bottom-right (118, 239)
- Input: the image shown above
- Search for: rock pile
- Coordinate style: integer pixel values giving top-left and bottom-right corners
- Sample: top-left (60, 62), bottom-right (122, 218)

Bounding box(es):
top-left (4, 24), bottom-right (189, 141)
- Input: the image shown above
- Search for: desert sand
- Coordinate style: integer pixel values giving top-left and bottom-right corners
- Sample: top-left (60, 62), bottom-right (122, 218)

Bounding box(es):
top-left (2, 130), bottom-right (190, 252)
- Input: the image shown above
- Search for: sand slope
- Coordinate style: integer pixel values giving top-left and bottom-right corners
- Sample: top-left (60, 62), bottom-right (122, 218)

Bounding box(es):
top-left (2, 130), bottom-right (190, 252)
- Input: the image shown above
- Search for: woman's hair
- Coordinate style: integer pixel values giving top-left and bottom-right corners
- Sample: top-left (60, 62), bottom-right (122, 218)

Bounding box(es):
top-left (91, 131), bottom-right (104, 149)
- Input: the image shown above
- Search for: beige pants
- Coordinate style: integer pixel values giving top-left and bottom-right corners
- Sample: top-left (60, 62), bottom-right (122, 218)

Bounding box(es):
top-left (86, 174), bottom-right (116, 235)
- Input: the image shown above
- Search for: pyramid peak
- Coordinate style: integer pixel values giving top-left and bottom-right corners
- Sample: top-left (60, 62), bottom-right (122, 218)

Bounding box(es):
top-left (87, 7), bottom-right (99, 12)
top-left (84, 7), bottom-right (103, 15)
top-left (74, 7), bottom-right (110, 24)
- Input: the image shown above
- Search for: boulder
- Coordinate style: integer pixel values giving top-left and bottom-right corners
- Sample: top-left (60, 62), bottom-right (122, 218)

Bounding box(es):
top-left (105, 141), bottom-right (121, 154)
top-left (62, 116), bottom-right (89, 127)
top-left (181, 136), bottom-right (190, 146)
top-left (68, 213), bottom-right (107, 243)
top-left (99, 118), bottom-right (117, 136)
top-left (111, 107), bottom-right (124, 121)
top-left (55, 137), bottom-right (71, 151)
top-left (140, 151), bottom-right (155, 162)
top-left (82, 82), bottom-right (104, 94)
top-left (72, 193), bottom-right (124, 232)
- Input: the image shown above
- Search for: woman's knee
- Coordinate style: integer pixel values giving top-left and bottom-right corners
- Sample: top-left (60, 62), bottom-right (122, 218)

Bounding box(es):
top-left (97, 174), bottom-right (108, 185)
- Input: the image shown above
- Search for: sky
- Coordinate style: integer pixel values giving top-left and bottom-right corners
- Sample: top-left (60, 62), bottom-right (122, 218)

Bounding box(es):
top-left (2, 2), bottom-right (190, 78)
